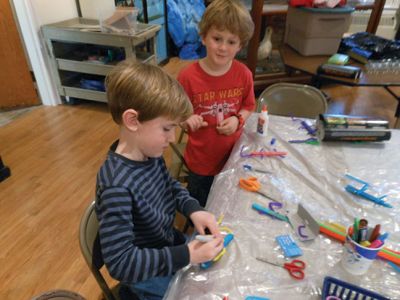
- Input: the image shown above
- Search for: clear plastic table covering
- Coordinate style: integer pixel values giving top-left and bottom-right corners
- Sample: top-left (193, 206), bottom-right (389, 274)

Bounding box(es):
top-left (165, 115), bottom-right (400, 300)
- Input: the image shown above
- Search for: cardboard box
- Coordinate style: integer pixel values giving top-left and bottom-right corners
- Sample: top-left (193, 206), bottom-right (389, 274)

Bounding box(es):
top-left (284, 6), bottom-right (354, 56)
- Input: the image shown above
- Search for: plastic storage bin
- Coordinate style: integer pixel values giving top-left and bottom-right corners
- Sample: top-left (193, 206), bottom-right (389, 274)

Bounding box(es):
top-left (322, 276), bottom-right (390, 300)
top-left (284, 6), bottom-right (354, 56)
top-left (99, 7), bottom-right (139, 35)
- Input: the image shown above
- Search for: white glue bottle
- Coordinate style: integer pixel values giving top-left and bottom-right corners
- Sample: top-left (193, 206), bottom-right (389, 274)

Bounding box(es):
top-left (256, 105), bottom-right (269, 136)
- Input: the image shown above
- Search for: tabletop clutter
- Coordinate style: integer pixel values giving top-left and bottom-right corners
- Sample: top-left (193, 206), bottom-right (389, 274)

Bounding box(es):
top-left (170, 112), bottom-right (399, 300)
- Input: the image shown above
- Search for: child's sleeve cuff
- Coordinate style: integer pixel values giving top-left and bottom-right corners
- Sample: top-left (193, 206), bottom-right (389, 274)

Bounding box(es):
top-left (181, 199), bottom-right (205, 217)
top-left (170, 244), bottom-right (190, 271)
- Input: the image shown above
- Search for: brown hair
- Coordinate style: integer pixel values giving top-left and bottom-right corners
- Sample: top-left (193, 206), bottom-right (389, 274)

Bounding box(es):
top-left (199, 0), bottom-right (254, 46)
top-left (105, 60), bottom-right (193, 124)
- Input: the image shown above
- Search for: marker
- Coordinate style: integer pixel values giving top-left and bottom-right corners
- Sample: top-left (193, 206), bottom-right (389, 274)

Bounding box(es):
top-left (360, 240), bottom-right (371, 247)
top-left (357, 219), bottom-right (368, 243)
top-left (369, 239), bottom-right (384, 248)
top-left (368, 224), bottom-right (381, 242)
top-left (352, 218), bottom-right (359, 242)
top-left (368, 232), bottom-right (388, 248)
top-left (252, 203), bottom-right (289, 223)
top-left (348, 226), bottom-right (353, 237)
top-left (195, 235), bottom-right (214, 243)
top-left (378, 232), bottom-right (389, 242)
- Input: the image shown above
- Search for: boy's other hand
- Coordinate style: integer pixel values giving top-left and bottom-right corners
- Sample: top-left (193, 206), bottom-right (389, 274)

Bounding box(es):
top-left (183, 115), bottom-right (208, 132)
top-left (190, 211), bottom-right (221, 237)
top-left (188, 237), bottom-right (224, 264)
top-left (216, 116), bottom-right (238, 135)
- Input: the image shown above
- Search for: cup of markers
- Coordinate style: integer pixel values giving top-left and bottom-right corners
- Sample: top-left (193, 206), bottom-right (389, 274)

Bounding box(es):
top-left (341, 218), bottom-right (387, 275)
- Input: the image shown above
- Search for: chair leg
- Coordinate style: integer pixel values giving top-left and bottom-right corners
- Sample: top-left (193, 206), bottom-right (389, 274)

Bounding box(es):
top-left (395, 117), bottom-right (400, 129)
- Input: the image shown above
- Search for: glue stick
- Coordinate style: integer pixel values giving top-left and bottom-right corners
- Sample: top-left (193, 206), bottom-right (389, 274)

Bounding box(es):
top-left (257, 105), bottom-right (269, 136)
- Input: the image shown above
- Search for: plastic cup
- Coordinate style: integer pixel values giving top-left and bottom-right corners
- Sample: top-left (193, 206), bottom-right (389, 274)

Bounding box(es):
top-left (340, 226), bottom-right (384, 275)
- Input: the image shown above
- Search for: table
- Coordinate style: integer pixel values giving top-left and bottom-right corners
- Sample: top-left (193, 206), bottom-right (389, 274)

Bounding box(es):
top-left (280, 44), bottom-right (400, 128)
top-left (165, 114), bottom-right (400, 299)
top-left (246, 0), bottom-right (386, 91)
top-left (281, 45), bottom-right (400, 87)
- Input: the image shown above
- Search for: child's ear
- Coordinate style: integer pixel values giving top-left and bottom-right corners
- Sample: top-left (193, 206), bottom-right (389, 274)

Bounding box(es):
top-left (201, 35), bottom-right (206, 46)
top-left (122, 109), bottom-right (139, 131)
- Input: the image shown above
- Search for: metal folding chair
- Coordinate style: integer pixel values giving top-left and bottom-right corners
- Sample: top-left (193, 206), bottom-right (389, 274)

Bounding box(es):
top-left (79, 201), bottom-right (138, 300)
top-left (257, 83), bottom-right (328, 118)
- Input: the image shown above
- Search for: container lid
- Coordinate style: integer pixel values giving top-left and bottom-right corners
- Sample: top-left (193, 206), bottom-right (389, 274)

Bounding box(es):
top-left (262, 105), bottom-right (268, 112)
top-left (299, 6), bottom-right (355, 14)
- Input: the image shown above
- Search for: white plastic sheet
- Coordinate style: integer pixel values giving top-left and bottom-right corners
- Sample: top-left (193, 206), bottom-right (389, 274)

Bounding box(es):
top-left (165, 114), bottom-right (400, 300)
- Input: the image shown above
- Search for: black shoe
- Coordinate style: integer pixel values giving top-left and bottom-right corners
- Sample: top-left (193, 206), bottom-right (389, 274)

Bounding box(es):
top-left (0, 157), bottom-right (11, 182)
top-left (0, 165), bottom-right (11, 182)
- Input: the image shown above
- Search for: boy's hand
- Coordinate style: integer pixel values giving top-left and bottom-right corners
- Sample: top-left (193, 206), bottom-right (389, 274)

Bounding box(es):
top-left (216, 116), bottom-right (238, 135)
top-left (182, 115), bottom-right (208, 132)
top-left (190, 211), bottom-right (221, 237)
top-left (188, 237), bottom-right (224, 264)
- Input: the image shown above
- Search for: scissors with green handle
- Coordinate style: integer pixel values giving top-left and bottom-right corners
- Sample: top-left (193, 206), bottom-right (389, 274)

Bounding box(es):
top-left (256, 257), bottom-right (306, 280)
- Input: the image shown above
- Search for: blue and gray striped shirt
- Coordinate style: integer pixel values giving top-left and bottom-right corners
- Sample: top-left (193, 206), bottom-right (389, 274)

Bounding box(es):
top-left (95, 141), bottom-right (203, 284)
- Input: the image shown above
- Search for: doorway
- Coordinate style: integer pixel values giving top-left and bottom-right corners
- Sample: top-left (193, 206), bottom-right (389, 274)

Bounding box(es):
top-left (0, 0), bottom-right (40, 109)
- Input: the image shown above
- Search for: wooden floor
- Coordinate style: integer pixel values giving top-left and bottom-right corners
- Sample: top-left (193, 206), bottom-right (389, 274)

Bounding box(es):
top-left (0, 58), bottom-right (398, 300)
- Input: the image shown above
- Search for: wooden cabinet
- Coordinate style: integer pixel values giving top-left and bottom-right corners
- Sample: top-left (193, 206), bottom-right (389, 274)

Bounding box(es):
top-left (42, 18), bottom-right (160, 103)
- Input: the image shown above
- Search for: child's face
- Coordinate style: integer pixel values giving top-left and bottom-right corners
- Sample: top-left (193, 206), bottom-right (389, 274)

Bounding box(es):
top-left (135, 116), bottom-right (179, 159)
top-left (202, 26), bottom-right (241, 69)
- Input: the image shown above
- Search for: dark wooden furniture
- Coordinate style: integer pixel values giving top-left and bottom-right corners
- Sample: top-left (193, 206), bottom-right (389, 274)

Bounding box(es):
top-left (246, 0), bottom-right (387, 91)
top-left (281, 44), bottom-right (400, 86)
top-left (280, 44), bottom-right (400, 127)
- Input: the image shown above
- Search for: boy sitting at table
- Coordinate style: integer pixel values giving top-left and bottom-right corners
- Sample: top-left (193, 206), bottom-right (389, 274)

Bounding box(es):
top-left (95, 60), bottom-right (224, 300)
top-left (178, 0), bottom-right (256, 207)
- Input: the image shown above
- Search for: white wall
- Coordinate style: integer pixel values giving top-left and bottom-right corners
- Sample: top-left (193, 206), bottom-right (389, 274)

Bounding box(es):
top-left (31, 0), bottom-right (78, 25)
top-left (79, 0), bottom-right (115, 20)
top-left (31, 0), bottom-right (114, 24)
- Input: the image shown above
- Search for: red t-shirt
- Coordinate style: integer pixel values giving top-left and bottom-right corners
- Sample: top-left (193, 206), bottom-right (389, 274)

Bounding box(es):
top-left (178, 60), bottom-right (255, 176)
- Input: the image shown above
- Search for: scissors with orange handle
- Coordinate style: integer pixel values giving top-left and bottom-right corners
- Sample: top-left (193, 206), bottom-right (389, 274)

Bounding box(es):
top-left (256, 257), bottom-right (306, 280)
top-left (239, 177), bottom-right (281, 203)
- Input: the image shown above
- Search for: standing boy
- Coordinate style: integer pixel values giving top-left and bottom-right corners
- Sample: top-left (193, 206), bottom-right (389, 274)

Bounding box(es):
top-left (178, 0), bottom-right (256, 207)
top-left (96, 60), bottom-right (223, 300)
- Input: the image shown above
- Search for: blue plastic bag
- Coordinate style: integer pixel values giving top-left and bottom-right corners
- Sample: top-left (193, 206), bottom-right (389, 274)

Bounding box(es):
top-left (167, 0), bottom-right (206, 59)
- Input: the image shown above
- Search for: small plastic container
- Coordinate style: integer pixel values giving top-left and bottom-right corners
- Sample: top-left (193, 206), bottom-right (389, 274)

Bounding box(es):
top-left (99, 7), bottom-right (139, 35)
top-left (340, 225), bottom-right (384, 275)
top-left (322, 276), bottom-right (390, 300)
top-left (256, 105), bottom-right (269, 137)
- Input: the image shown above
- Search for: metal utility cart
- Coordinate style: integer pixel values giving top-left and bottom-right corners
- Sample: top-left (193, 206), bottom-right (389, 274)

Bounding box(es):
top-left (42, 18), bottom-right (160, 103)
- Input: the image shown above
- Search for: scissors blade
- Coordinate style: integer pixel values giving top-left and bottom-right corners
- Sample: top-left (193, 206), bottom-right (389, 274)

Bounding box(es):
top-left (256, 257), bottom-right (281, 267)
top-left (243, 164), bottom-right (272, 174)
top-left (253, 168), bottom-right (272, 174)
top-left (257, 191), bottom-right (281, 203)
